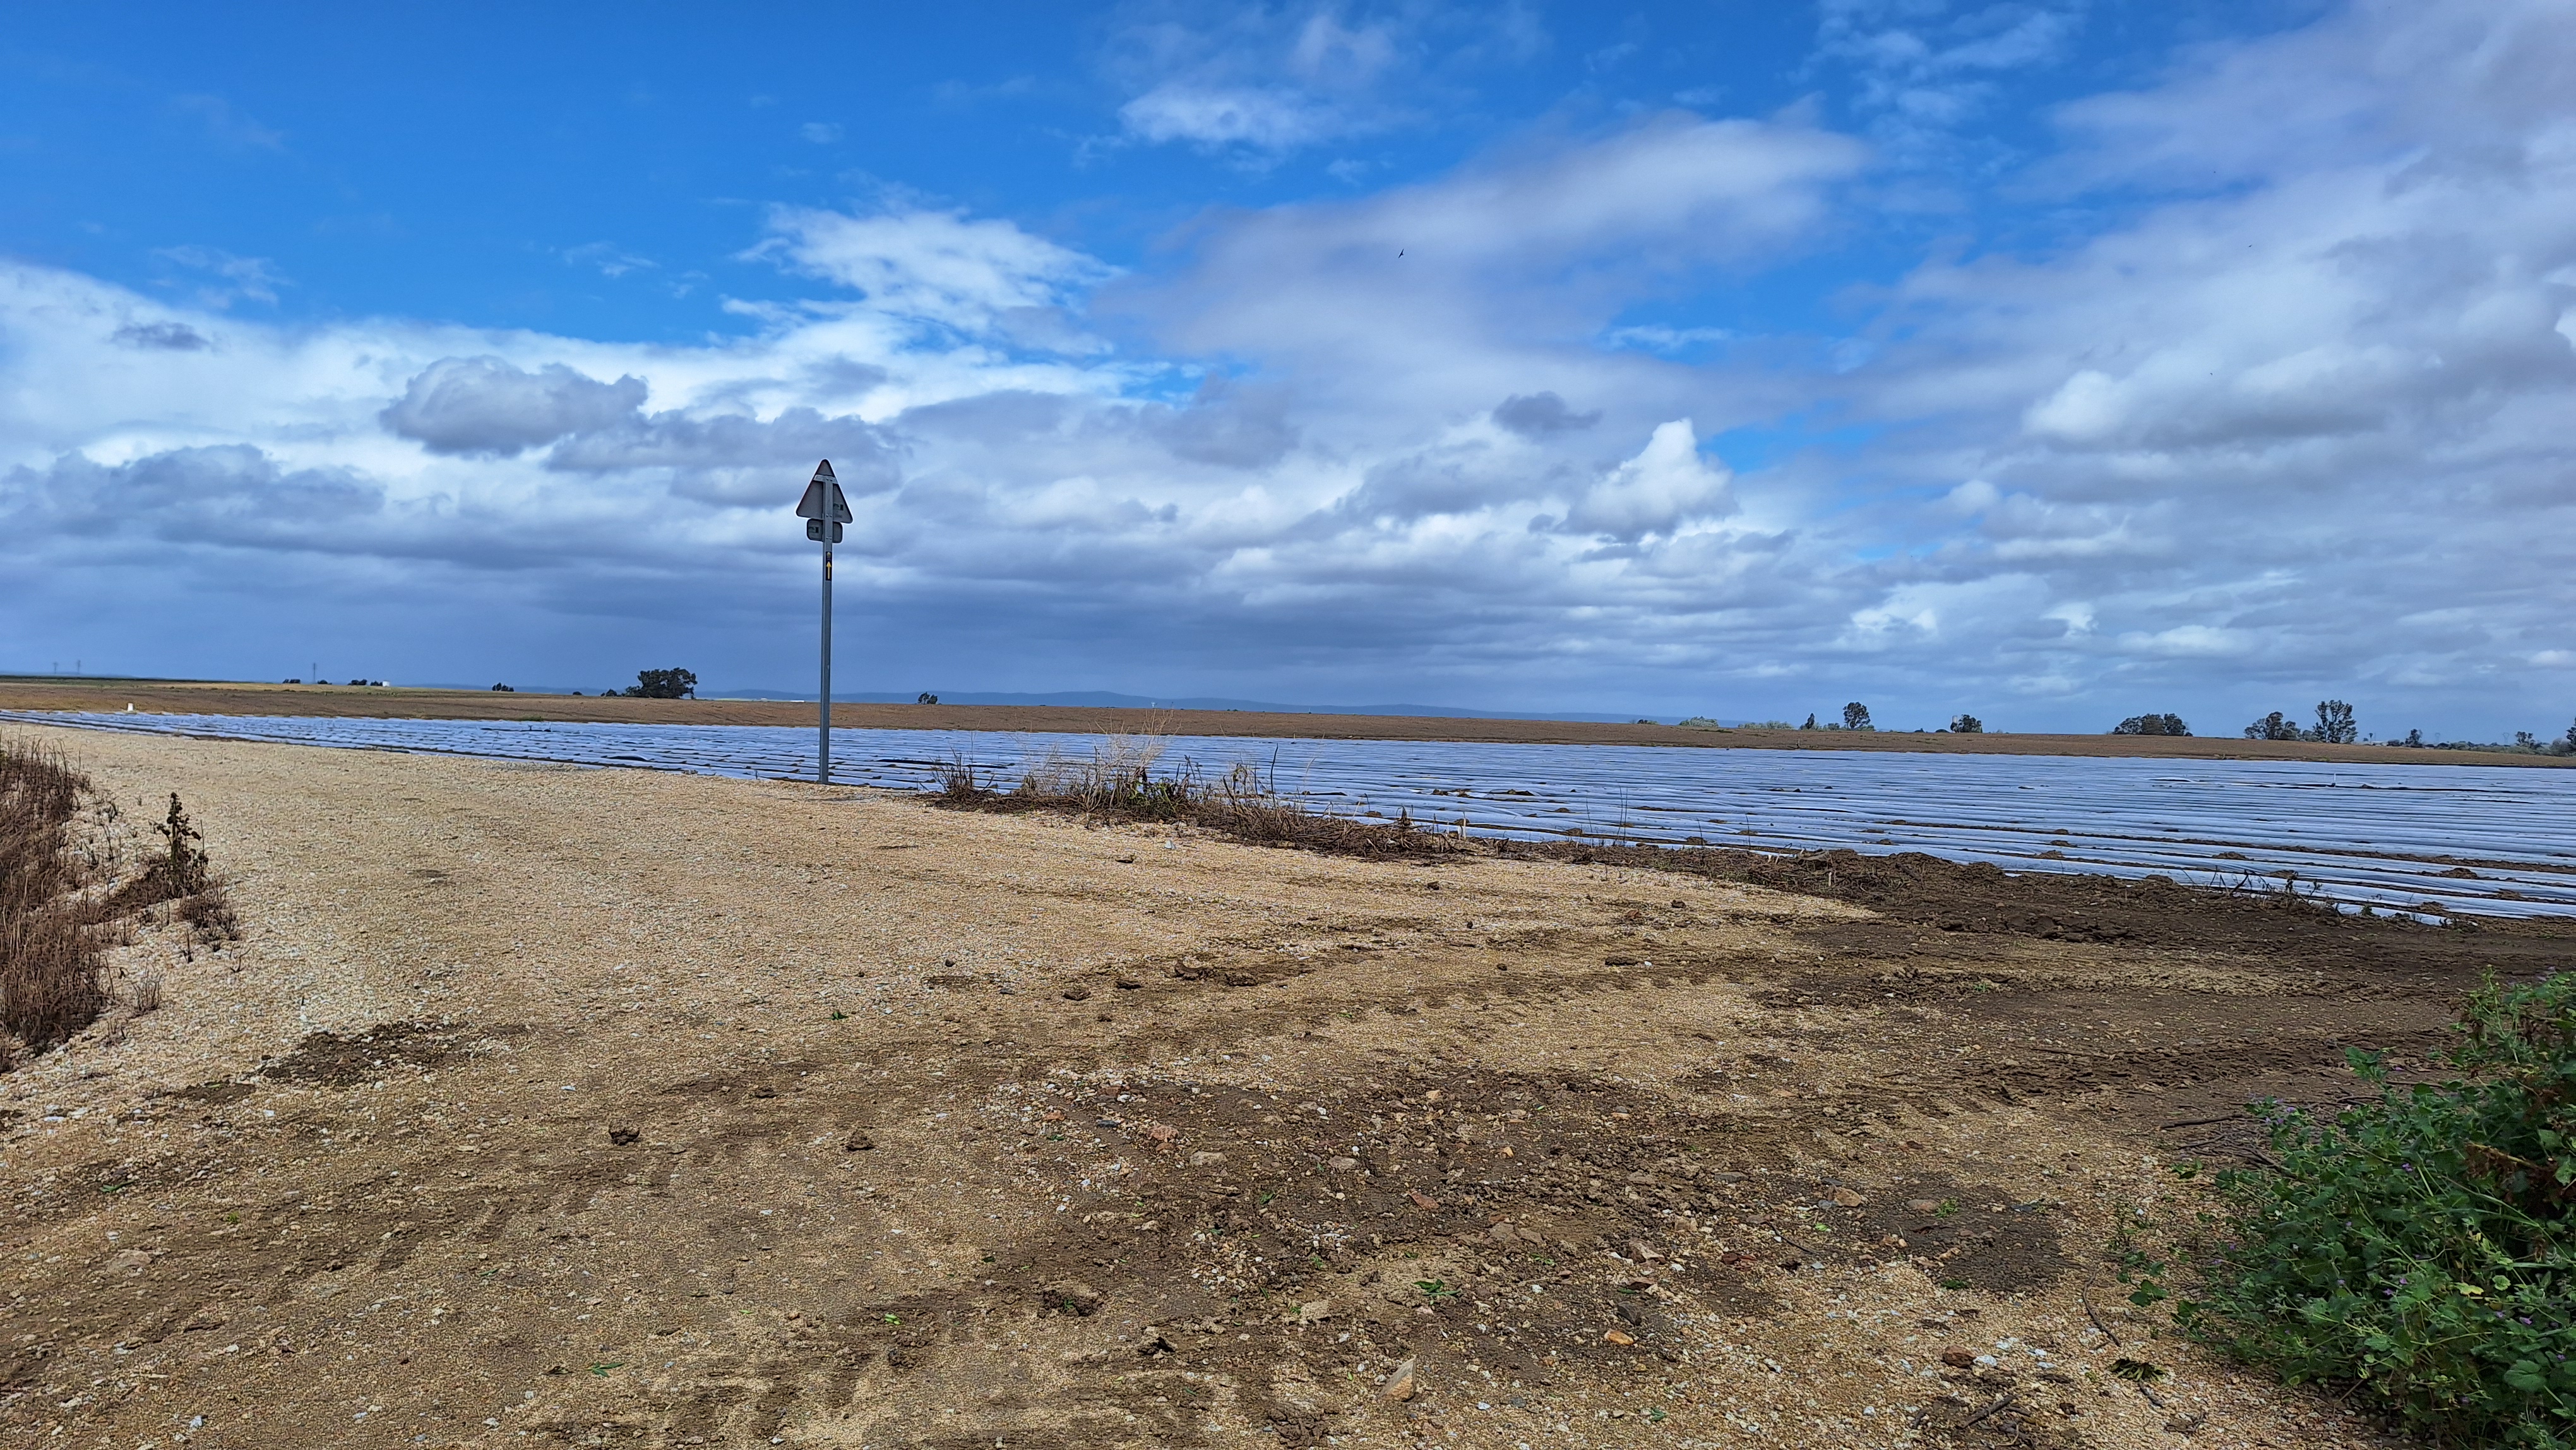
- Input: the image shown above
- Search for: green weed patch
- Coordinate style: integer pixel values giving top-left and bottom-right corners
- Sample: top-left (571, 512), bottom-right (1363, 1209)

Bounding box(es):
top-left (2174, 971), bottom-right (2575, 1446)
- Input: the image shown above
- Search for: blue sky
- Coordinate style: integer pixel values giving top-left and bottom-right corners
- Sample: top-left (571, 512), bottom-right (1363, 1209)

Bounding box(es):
top-left (3, 1), bottom-right (2572, 736)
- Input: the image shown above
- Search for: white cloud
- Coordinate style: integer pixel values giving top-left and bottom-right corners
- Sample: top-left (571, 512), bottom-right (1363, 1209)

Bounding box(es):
top-left (151, 246), bottom-right (285, 308)
top-left (381, 358), bottom-right (648, 457)
top-left (1119, 85), bottom-right (1343, 150)
top-left (754, 207), bottom-right (1117, 340)
top-left (1099, 3), bottom-right (1494, 157)
top-left (5, 5), bottom-right (2575, 733)
top-left (1814, 0), bottom-right (2083, 157)
top-left (1559, 421), bottom-right (1736, 541)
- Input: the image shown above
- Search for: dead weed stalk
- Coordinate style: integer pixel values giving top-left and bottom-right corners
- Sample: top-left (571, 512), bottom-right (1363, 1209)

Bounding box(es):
top-left (0, 740), bottom-right (238, 1064)
top-left (932, 742), bottom-right (1468, 860)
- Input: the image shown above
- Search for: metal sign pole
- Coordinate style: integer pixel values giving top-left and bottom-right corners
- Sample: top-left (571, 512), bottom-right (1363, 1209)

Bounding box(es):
top-left (796, 459), bottom-right (849, 786)
top-left (820, 512), bottom-right (833, 784)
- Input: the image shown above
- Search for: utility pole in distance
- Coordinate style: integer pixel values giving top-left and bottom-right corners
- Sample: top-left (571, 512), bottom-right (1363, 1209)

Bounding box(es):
top-left (794, 459), bottom-right (852, 784)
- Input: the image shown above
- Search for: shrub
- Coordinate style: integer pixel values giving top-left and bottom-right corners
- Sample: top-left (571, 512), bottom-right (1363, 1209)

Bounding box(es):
top-left (2244, 710), bottom-right (2302, 741)
top-left (933, 742), bottom-right (1463, 860)
top-left (0, 741), bottom-right (107, 1057)
top-left (151, 793), bottom-right (207, 899)
top-left (917, 692), bottom-right (939, 705)
top-left (624, 668), bottom-right (697, 700)
top-left (2176, 972), bottom-right (2576, 1447)
top-left (2113, 713), bottom-right (2190, 736)
top-left (2313, 699), bottom-right (2359, 745)
top-left (1949, 714), bottom-right (1984, 733)
top-left (1841, 702), bottom-right (1873, 731)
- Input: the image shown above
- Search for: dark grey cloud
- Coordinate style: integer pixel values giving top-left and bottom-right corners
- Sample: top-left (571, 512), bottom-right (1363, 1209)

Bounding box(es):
top-left (1133, 378), bottom-right (1299, 469)
top-left (1492, 391), bottom-right (1601, 438)
top-left (893, 390), bottom-right (1074, 441)
top-left (546, 405), bottom-right (901, 507)
top-left (3, 445), bottom-right (380, 551)
top-left (110, 321), bottom-right (212, 351)
top-left (381, 357), bottom-right (648, 457)
top-left (1330, 441), bottom-right (1556, 527)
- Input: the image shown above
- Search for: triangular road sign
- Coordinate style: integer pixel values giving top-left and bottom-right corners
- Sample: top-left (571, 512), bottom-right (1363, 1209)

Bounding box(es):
top-left (794, 459), bottom-right (853, 523)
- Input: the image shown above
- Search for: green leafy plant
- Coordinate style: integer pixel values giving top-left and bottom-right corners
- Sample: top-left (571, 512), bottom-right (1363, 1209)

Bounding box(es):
top-left (2178, 971), bottom-right (2576, 1447)
top-left (1415, 1279), bottom-right (1457, 1300)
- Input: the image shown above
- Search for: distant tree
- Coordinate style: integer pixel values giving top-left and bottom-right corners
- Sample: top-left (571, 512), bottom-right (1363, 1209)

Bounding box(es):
top-left (1949, 714), bottom-right (1984, 733)
top-left (2401, 728), bottom-right (2424, 748)
top-left (1842, 702), bottom-right (1873, 731)
top-left (490, 683), bottom-right (515, 692)
top-left (624, 668), bottom-right (698, 700)
top-left (2244, 710), bottom-right (2301, 741)
top-left (1800, 713), bottom-right (1818, 730)
top-left (916, 692), bottom-right (939, 705)
top-left (2515, 731), bottom-right (2539, 751)
top-left (2311, 699), bottom-right (2358, 745)
top-left (2561, 718), bottom-right (2576, 756)
top-left (2112, 713), bottom-right (2191, 736)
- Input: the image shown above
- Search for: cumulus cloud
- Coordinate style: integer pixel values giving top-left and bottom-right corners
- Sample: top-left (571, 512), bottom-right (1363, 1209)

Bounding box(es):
top-left (1558, 421), bottom-right (1737, 541)
top-left (4, 445), bottom-right (381, 551)
top-left (381, 357), bottom-right (649, 457)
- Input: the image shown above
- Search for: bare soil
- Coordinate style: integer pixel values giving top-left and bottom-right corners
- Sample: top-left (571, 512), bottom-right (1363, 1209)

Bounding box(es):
top-left (5, 678), bottom-right (2563, 766)
top-left (4, 724), bottom-right (2563, 1449)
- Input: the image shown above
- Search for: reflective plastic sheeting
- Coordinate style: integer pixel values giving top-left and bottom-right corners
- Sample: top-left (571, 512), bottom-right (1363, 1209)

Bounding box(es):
top-left (10, 711), bottom-right (2571, 921)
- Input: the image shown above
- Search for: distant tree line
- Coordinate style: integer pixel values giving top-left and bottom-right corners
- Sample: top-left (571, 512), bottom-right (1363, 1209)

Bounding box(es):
top-left (2097, 701), bottom-right (2576, 754)
top-left (1785, 704), bottom-right (1984, 733)
top-left (2236, 700), bottom-right (2358, 743)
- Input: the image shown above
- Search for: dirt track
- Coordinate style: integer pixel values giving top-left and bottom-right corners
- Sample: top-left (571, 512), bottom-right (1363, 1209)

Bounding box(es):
top-left (4, 679), bottom-right (2560, 767)
top-left (7, 725), bottom-right (2562, 1448)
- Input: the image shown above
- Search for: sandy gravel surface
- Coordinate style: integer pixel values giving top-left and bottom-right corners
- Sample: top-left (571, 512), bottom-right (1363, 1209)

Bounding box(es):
top-left (0, 724), bottom-right (2431, 1449)
top-left (7, 679), bottom-right (2558, 766)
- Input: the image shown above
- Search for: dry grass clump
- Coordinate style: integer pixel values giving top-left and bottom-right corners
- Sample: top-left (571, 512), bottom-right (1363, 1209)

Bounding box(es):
top-left (0, 741), bottom-right (109, 1056)
top-left (933, 740), bottom-right (1468, 860)
top-left (0, 741), bottom-right (238, 1064)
